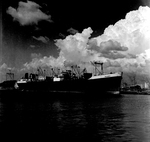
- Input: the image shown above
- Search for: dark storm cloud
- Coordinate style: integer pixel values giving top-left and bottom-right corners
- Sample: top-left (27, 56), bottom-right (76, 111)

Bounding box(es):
top-left (99, 40), bottom-right (128, 53)
top-left (6, 1), bottom-right (52, 25)
top-left (89, 39), bottom-right (128, 59)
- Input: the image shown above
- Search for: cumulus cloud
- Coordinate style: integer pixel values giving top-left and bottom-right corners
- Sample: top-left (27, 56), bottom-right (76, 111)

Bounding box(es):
top-left (84, 6), bottom-right (150, 75)
top-left (24, 27), bottom-right (127, 73)
top-left (33, 36), bottom-right (49, 43)
top-left (55, 28), bottom-right (95, 63)
top-left (6, 1), bottom-right (52, 25)
top-left (24, 53), bottom-right (65, 70)
top-left (95, 6), bottom-right (150, 56)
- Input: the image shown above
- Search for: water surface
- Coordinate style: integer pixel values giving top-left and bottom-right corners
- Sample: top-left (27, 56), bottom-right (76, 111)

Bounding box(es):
top-left (0, 92), bottom-right (150, 141)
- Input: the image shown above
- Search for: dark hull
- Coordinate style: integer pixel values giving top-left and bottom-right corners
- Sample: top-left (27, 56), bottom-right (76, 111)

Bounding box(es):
top-left (17, 75), bottom-right (122, 95)
top-left (0, 80), bottom-right (17, 90)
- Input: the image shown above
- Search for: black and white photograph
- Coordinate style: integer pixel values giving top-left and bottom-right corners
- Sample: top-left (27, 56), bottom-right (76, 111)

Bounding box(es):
top-left (0, 0), bottom-right (150, 141)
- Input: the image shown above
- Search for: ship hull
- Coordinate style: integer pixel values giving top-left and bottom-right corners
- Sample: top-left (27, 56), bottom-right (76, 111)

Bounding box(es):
top-left (17, 73), bottom-right (122, 96)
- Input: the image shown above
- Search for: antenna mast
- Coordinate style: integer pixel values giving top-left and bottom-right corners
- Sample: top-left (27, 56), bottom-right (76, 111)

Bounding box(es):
top-left (91, 61), bottom-right (103, 75)
top-left (6, 69), bottom-right (14, 81)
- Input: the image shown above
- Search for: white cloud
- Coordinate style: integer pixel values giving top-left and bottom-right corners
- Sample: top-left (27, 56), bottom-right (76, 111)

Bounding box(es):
top-left (95, 6), bottom-right (150, 56)
top-left (7, 1), bottom-right (52, 25)
top-left (23, 53), bottom-right (65, 70)
top-left (55, 27), bottom-right (100, 64)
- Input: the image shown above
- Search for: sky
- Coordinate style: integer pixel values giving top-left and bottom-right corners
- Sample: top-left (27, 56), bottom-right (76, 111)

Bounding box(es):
top-left (1, 0), bottom-right (150, 84)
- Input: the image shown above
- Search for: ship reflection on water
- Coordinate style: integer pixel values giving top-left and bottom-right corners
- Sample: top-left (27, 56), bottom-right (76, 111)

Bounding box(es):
top-left (1, 92), bottom-right (150, 142)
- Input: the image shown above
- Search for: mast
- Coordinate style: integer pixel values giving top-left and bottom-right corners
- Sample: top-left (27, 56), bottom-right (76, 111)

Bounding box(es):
top-left (71, 65), bottom-right (81, 78)
top-left (91, 61), bottom-right (103, 75)
top-left (6, 69), bottom-right (14, 81)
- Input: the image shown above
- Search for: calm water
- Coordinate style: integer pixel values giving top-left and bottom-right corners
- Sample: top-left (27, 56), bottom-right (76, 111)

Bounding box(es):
top-left (0, 92), bottom-right (150, 141)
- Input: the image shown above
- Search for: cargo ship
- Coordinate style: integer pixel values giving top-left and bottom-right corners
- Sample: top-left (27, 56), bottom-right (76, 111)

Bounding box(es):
top-left (16, 62), bottom-right (123, 95)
